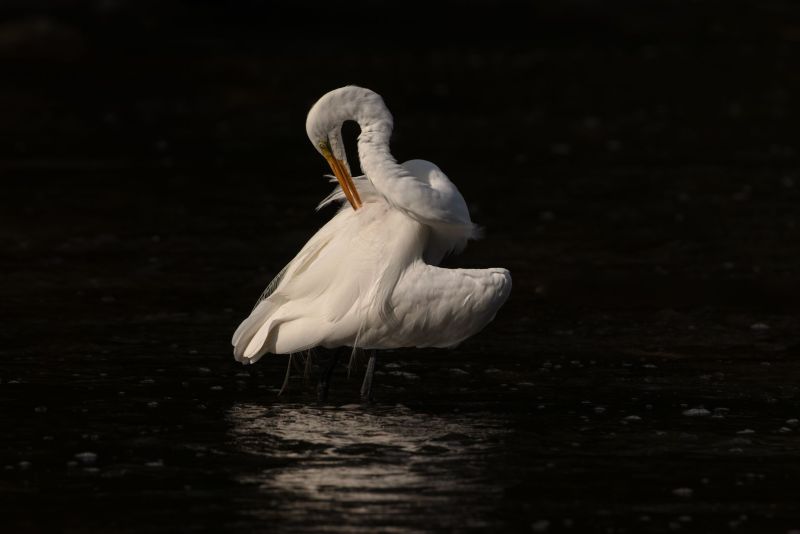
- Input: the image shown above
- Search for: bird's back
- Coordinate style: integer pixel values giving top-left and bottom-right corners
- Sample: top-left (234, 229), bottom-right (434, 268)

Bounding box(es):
top-left (232, 198), bottom-right (425, 362)
top-left (232, 163), bottom-right (510, 361)
top-left (359, 263), bottom-right (512, 349)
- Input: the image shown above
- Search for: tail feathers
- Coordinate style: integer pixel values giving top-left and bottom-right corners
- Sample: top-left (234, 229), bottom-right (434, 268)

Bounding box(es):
top-left (240, 315), bottom-right (290, 363)
top-left (232, 300), bottom-right (277, 363)
top-left (232, 300), bottom-right (330, 363)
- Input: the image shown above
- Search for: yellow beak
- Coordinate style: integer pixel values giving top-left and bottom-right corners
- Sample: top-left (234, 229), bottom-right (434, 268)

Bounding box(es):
top-left (322, 151), bottom-right (362, 210)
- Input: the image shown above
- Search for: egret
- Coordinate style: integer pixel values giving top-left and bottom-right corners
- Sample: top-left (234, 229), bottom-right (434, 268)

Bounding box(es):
top-left (231, 86), bottom-right (511, 401)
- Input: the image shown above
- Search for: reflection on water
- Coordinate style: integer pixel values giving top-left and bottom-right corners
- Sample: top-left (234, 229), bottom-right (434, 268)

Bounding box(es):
top-left (226, 403), bottom-right (509, 532)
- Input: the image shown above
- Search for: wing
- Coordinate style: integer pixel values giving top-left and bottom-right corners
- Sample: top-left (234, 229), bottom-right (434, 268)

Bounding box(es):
top-left (398, 160), bottom-right (482, 264)
top-left (232, 198), bottom-right (427, 362)
top-left (364, 159), bottom-right (480, 236)
top-left (320, 162), bottom-right (478, 266)
top-left (248, 174), bottom-right (382, 310)
top-left (360, 262), bottom-right (511, 349)
top-left (232, 204), bottom-right (363, 361)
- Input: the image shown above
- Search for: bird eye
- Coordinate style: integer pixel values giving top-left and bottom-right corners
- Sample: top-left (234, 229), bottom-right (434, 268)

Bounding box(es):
top-left (319, 140), bottom-right (332, 155)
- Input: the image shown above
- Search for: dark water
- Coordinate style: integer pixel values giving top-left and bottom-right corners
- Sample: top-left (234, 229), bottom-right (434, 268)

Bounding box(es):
top-left (3, 1), bottom-right (800, 532)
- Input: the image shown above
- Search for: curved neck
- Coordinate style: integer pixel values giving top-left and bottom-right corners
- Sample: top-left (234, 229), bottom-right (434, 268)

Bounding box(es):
top-left (356, 117), bottom-right (403, 185)
top-left (329, 88), bottom-right (413, 205)
top-left (308, 86), bottom-right (417, 211)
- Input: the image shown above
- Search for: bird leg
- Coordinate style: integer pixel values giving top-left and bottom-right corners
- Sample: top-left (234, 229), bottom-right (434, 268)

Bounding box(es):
top-left (347, 347), bottom-right (362, 379)
top-left (278, 354), bottom-right (293, 397)
top-left (360, 351), bottom-right (377, 403)
top-left (316, 348), bottom-right (341, 404)
top-left (291, 352), bottom-right (307, 374)
top-left (304, 349), bottom-right (313, 383)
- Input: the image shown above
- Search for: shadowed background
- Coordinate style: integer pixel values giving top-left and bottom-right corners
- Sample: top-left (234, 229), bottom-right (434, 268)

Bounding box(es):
top-left (2, 1), bottom-right (800, 532)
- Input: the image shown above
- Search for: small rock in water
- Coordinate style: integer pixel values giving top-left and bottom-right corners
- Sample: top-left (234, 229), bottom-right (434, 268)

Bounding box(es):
top-left (388, 371), bottom-right (419, 380)
top-left (672, 487), bottom-right (693, 498)
top-left (786, 418), bottom-right (799, 426)
top-left (34, 406), bottom-right (47, 413)
top-left (737, 429), bottom-right (755, 435)
top-left (750, 322), bottom-right (770, 331)
top-left (623, 415), bottom-right (642, 422)
top-left (531, 519), bottom-right (550, 532)
top-left (448, 368), bottom-right (469, 376)
top-left (778, 427), bottom-right (792, 433)
top-left (682, 407), bottom-right (711, 417)
top-left (75, 452), bottom-right (97, 465)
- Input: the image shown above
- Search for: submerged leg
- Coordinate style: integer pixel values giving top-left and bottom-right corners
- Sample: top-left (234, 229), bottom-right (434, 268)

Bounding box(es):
top-left (347, 347), bottom-right (362, 379)
top-left (317, 348), bottom-right (341, 403)
top-left (360, 351), bottom-right (377, 403)
top-left (304, 350), bottom-right (313, 383)
top-left (278, 354), bottom-right (293, 397)
top-left (291, 353), bottom-right (306, 374)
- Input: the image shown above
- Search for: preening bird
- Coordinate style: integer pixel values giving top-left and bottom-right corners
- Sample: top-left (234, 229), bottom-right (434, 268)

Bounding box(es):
top-left (231, 86), bottom-right (511, 400)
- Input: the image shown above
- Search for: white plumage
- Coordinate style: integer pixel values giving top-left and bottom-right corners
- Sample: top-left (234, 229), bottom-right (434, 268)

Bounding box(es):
top-left (232, 86), bottom-right (511, 364)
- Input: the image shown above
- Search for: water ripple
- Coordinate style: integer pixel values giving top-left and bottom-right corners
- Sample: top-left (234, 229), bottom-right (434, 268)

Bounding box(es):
top-left (226, 403), bottom-right (509, 532)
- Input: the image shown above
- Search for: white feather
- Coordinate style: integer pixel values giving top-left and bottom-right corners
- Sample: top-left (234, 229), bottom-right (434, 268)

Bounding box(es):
top-left (232, 87), bottom-right (511, 362)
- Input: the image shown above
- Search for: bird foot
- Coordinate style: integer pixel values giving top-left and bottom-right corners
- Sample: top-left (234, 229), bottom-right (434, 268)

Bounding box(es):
top-left (359, 352), bottom-right (376, 404)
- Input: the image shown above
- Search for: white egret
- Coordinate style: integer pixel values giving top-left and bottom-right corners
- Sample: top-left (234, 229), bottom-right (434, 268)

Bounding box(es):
top-left (231, 86), bottom-right (511, 400)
